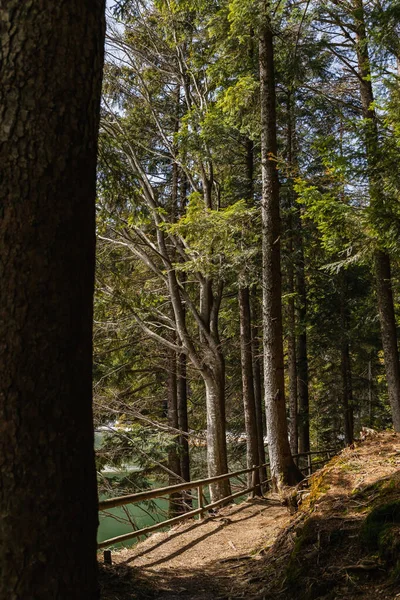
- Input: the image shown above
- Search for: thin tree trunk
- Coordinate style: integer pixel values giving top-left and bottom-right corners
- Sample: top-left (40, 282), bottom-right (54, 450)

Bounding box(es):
top-left (287, 255), bottom-right (298, 455)
top-left (296, 220), bottom-right (310, 453)
top-left (252, 316), bottom-right (268, 484)
top-left (238, 137), bottom-right (262, 491)
top-left (285, 89), bottom-right (304, 456)
top-left (259, 17), bottom-right (303, 490)
top-left (340, 275), bottom-right (354, 444)
top-left (239, 287), bottom-right (261, 491)
top-left (167, 350), bottom-right (183, 517)
top-left (374, 251), bottom-right (400, 429)
top-left (341, 342), bottom-right (354, 445)
top-left (177, 350), bottom-right (191, 509)
top-left (368, 359), bottom-right (374, 427)
top-left (0, 2), bottom-right (105, 597)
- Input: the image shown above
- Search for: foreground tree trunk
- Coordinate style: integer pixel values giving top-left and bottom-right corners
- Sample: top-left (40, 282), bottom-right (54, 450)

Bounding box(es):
top-left (259, 18), bottom-right (303, 490)
top-left (0, 2), bottom-right (105, 598)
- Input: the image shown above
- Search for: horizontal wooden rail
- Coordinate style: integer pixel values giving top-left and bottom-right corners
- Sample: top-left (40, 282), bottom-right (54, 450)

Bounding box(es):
top-left (99, 464), bottom-right (266, 511)
top-left (98, 448), bottom-right (339, 550)
top-left (98, 476), bottom-right (271, 549)
top-left (293, 449), bottom-right (337, 458)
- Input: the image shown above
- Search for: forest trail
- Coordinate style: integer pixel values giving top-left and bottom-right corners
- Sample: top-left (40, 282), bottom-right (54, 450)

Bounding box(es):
top-left (100, 496), bottom-right (290, 599)
top-left (100, 432), bottom-right (400, 600)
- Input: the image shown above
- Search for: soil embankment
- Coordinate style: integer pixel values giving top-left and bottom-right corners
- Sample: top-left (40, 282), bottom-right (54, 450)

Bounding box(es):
top-left (100, 431), bottom-right (400, 599)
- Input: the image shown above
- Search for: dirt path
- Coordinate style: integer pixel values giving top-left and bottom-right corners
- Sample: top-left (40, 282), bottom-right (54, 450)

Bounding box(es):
top-left (100, 433), bottom-right (400, 600)
top-left (100, 497), bottom-right (290, 599)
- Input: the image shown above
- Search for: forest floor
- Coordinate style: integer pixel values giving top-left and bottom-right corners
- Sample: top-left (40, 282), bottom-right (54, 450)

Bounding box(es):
top-left (99, 431), bottom-right (400, 600)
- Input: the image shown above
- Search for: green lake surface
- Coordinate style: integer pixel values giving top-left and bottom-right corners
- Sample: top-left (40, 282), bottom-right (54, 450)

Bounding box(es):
top-left (98, 494), bottom-right (170, 549)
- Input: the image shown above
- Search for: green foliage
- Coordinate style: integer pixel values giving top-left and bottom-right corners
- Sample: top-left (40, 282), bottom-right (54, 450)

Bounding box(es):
top-left (162, 194), bottom-right (258, 280)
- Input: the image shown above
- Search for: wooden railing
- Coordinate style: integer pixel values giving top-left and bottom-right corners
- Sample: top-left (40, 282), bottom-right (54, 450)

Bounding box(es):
top-left (98, 448), bottom-right (338, 550)
top-left (98, 463), bottom-right (269, 549)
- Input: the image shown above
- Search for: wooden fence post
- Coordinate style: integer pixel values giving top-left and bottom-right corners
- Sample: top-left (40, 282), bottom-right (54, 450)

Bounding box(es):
top-left (197, 485), bottom-right (203, 519)
top-left (250, 465), bottom-right (257, 498)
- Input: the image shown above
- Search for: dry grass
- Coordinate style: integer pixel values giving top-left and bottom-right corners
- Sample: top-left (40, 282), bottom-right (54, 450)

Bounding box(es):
top-left (99, 431), bottom-right (400, 599)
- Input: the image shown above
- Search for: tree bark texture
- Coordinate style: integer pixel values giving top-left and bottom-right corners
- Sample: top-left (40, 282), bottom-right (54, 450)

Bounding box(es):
top-left (259, 20), bottom-right (303, 490)
top-left (167, 350), bottom-right (183, 516)
top-left (340, 276), bottom-right (354, 444)
top-left (205, 367), bottom-right (231, 502)
top-left (354, 0), bottom-right (400, 431)
top-left (285, 89), bottom-right (309, 454)
top-left (239, 287), bottom-right (261, 491)
top-left (374, 251), bottom-right (400, 430)
top-left (251, 303), bottom-right (268, 484)
top-left (177, 351), bottom-right (190, 485)
top-left (295, 216), bottom-right (310, 454)
top-left (286, 215), bottom-right (298, 456)
top-left (0, 2), bottom-right (105, 599)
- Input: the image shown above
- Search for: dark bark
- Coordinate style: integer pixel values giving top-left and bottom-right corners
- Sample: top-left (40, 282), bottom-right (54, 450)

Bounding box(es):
top-left (0, 2), bottom-right (105, 598)
top-left (259, 18), bottom-right (303, 490)
top-left (353, 0), bottom-right (400, 431)
top-left (285, 92), bottom-right (298, 456)
top-left (341, 342), bottom-right (354, 445)
top-left (177, 350), bottom-right (191, 510)
top-left (340, 277), bottom-right (354, 444)
top-left (205, 359), bottom-right (230, 502)
top-left (167, 350), bottom-right (183, 517)
top-left (374, 251), bottom-right (400, 430)
top-left (287, 240), bottom-right (298, 455)
top-left (295, 219), bottom-right (310, 453)
top-left (177, 352), bottom-right (190, 484)
top-left (285, 90), bottom-right (307, 455)
top-left (251, 310), bottom-right (268, 484)
top-left (239, 287), bottom-right (261, 491)
top-left (368, 359), bottom-right (374, 427)
top-left (238, 138), bottom-right (262, 492)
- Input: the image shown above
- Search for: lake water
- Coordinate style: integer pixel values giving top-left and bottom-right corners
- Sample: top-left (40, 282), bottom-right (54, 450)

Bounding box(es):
top-left (98, 495), bottom-right (170, 549)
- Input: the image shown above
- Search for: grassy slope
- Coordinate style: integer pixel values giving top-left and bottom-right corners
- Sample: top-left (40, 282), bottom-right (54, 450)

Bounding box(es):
top-left (237, 431), bottom-right (400, 600)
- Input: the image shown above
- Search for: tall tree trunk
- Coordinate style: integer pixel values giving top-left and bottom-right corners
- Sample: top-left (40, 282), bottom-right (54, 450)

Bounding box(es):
top-left (238, 137), bottom-right (263, 491)
top-left (0, 2), bottom-right (105, 598)
top-left (285, 90), bottom-right (298, 456)
top-left (167, 350), bottom-right (183, 517)
top-left (368, 359), bottom-right (374, 427)
top-left (296, 219), bottom-right (310, 453)
top-left (204, 366), bottom-right (231, 501)
top-left (354, 0), bottom-right (400, 431)
top-left (239, 287), bottom-right (261, 491)
top-left (252, 310), bottom-right (268, 484)
top-left (287, 240), bottom-right (298, 455)
top-left (285, 89), bottom-right (308, 455)
top-left (341, 342), bottom-right (354, 445)
top-left (177, 172), bottom-right (191, 493)
top-left (374, 251), bottom-right (400, 430)
top-left (177, 350), bottom-right (191, 509)
top-left (340, 276), bottom-right (354, 444)
top-left (259, 18), bottom-right (303, 490)
top-left (177, 352), bottom-right (190, 483)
